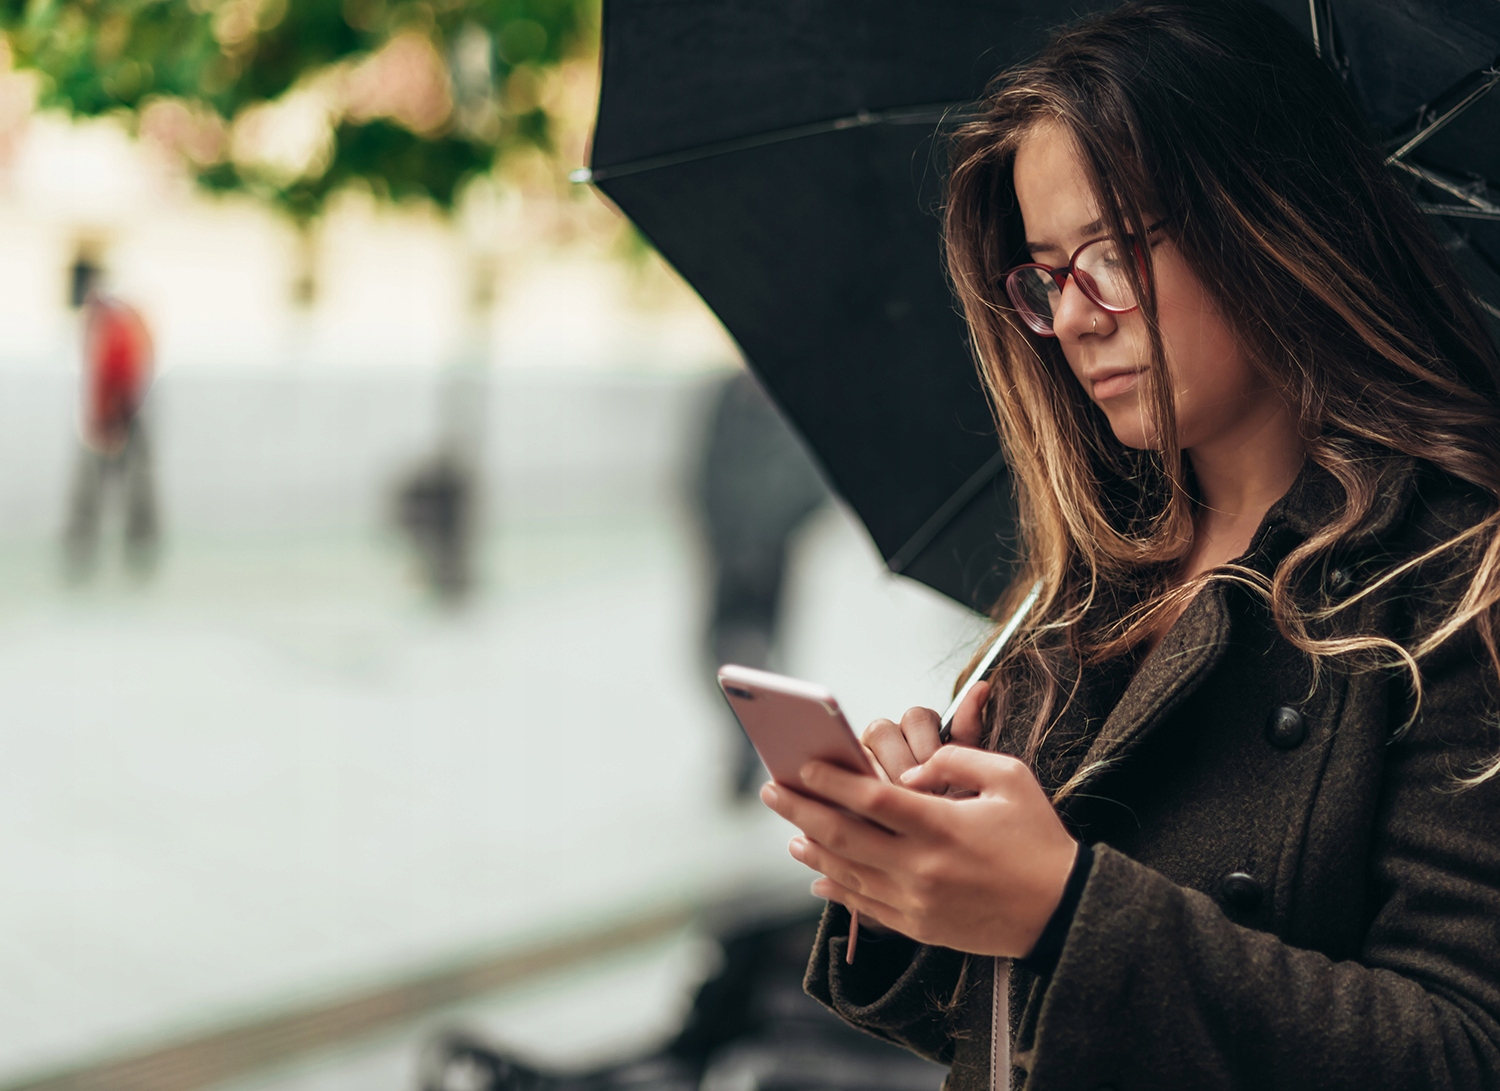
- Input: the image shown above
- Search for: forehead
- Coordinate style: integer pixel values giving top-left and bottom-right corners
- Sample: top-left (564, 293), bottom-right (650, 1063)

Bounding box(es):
top-left (1012, 122), bottom-right (1104, 251)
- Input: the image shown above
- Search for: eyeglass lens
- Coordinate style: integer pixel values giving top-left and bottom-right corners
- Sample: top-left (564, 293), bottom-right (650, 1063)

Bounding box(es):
top-left (1008, 237), bottom-right (1136, 331)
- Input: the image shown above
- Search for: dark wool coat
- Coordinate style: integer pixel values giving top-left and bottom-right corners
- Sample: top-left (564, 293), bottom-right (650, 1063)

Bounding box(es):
top-left (805, 456), bottom-right (1500, 1090)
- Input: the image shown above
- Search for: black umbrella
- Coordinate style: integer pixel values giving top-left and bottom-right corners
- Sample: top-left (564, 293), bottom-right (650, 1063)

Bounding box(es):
top-left (577, 0), bottom-right (1500, 614)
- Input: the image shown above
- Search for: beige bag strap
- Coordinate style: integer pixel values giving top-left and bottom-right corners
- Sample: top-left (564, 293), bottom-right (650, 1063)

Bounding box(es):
top-left (992, 956), bottom-right (1011, 1091)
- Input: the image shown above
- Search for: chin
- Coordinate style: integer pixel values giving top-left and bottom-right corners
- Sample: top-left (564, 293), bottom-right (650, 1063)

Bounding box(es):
top-left (1104, 411), bottom-right (1153, 451)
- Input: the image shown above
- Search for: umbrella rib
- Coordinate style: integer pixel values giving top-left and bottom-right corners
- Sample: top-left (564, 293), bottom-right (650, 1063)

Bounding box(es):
top-left (1386, 64), bottom-right (1500, 165)
top-left (575, 102), bottom-right (971, 184)
top-left (1416, 202), bottom-right (1500, 222)
top-left (887, 448), bottom-right (1009, 576)
top-left (1394, 160), bottom-right (1500, 216)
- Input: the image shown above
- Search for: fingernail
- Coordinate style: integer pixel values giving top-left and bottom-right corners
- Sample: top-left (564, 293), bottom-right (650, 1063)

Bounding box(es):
top-left (900, 765), bottom-right (921, 782)
top-left (760, 783), bottom-right (779, 806)
top-left (811, 879), bottom-right (831, 898)
top-left (788, 837), bottom-right (806, 861)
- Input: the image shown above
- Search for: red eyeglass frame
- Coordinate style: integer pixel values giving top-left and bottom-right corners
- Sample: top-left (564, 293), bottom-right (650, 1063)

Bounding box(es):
top-left (1003, 220), bottom-right (1167, 337)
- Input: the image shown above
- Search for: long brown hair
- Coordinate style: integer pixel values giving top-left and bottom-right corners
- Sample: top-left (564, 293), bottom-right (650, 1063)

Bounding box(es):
top-left (945, 1), bottom-right (1500, 791)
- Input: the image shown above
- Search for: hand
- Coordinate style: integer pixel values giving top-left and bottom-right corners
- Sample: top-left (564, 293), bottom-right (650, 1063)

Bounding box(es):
top-left (761, 746), bottom-right (1077, 959)
top-left (859, 680), bottom-right (992, 783)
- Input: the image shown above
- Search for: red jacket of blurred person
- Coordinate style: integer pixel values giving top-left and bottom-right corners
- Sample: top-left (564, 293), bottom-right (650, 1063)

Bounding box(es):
top-left (83, 296), bottom-right (153, 453)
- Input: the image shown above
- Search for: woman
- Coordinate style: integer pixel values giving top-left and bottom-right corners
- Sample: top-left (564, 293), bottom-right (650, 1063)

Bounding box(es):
top-left (759, 3), bottom-right (1500, 1089)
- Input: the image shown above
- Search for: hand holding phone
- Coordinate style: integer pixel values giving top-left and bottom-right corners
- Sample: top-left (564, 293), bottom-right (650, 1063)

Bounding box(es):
top-left (717, 664), bottom-right (877, 960)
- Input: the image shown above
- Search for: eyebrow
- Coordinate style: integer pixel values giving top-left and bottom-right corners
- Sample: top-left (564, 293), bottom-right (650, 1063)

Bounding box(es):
top-left (1025, 217), bottom-right (1105, 256)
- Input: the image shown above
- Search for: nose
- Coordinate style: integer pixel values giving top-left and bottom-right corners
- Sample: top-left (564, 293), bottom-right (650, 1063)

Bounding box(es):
top-left (1051, 275), bottom-right (1114, 340)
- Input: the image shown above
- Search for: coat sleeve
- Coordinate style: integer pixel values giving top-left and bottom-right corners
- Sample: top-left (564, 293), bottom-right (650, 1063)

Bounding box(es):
top-left (803, 900), bottom-right (968, 1064)
top-left (1027, 637), bottom-right (1500, 1091)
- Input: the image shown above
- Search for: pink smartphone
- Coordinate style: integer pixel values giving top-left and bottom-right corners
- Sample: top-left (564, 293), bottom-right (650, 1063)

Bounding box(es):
top-left (718, 663), bottom-right (874, 963)
top-left (716, 664), bottom-right (876, 799)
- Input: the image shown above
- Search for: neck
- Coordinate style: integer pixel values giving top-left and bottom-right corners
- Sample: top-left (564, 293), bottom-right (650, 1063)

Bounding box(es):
top-left (1181, 391), bottom-right (1304, 576)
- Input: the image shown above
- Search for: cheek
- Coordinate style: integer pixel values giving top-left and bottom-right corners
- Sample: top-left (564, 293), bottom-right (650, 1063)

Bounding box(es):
top-left (1156, 281), bottom-right (1258, 435)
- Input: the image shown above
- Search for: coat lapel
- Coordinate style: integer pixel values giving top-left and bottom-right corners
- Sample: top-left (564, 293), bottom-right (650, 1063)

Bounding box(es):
top-left (1068, 584), bottom-right (1231, 791)
top-left (1047, 454), bottom-right (1419, 797)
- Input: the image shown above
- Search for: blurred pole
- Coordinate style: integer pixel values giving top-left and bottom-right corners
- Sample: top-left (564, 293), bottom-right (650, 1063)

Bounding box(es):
top-left (392, 243), bottom-right (494, 604)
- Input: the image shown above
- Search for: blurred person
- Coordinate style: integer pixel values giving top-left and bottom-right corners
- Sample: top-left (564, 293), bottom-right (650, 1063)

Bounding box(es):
top-left (758, 5), bottom-right (1500, 1090)
top-left (395, 363), bottom-right (488, 604)
top-left (694, 370), bottom-right (828, 800)
top-left (395, 449), bottom-right (476, 603)
top-left (63, 258), bottom-right (160, 581)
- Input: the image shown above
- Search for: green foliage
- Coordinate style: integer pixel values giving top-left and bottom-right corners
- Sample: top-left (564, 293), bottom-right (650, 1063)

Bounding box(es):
top-left (0, 0), bottom-right (599, 216)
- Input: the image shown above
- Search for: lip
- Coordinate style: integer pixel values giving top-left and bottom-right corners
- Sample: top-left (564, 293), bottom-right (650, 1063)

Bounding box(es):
top-left (1086, 368), bottom-right (1145, 401)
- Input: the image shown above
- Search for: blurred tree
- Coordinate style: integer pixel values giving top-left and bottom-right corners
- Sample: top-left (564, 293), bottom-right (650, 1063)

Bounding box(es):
top-left (0, 0), bottom-right (599, 216)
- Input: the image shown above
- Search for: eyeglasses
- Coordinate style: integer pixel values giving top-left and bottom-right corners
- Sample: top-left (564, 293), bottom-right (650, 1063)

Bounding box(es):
top-left (1003, 222), bottom-right (1166, 337)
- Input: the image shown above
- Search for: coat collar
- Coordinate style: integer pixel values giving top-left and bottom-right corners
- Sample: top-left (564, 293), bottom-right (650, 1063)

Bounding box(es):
top-left (1261, 453), bottom-right (1418, 548)
top-left (1064, 453), bottom-right (1419, 793)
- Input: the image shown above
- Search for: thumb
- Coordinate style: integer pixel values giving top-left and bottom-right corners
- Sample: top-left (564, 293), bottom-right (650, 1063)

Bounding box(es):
top-left (900, 744), bottom-right (1007, 797)
top-left (947, 679), bottom-right (991, 748)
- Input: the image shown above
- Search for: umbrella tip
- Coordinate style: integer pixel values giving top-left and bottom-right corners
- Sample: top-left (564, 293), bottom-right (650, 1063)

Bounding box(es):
top-left (569, 167), bottom-right (594, 185)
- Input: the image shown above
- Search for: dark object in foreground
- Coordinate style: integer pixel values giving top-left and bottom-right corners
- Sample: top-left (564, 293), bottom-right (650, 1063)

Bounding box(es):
top-left (581, 0), bottom-right (1500, 613)
top-left (419, 910), bottom-right (944, 1091)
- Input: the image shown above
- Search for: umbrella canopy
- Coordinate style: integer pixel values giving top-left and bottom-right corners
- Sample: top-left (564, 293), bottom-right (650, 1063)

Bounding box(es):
top-left (580, 0), bottom-right (1500, 613)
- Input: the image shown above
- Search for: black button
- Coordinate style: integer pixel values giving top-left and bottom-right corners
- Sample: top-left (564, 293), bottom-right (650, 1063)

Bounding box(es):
top-left (1328, 567), bottom-right (1355, 595)
top-left (1221, 872), bottom-right (1263, 910)
top-left (1266, 706), bottom-right (1307, 749)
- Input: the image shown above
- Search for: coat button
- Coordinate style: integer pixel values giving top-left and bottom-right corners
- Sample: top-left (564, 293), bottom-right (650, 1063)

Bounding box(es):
top-left (1221, 871), bottom-right (1263, 911)
top-left (1266, 706), bottom-right (1307, 749)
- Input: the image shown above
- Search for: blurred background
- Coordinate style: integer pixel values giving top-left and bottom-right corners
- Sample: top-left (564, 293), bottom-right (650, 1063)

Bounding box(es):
top-left (0, 3), bottom-right (985, 1090)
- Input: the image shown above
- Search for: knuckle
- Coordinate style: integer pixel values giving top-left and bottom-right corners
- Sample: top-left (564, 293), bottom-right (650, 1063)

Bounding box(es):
top-left (909, 859), bottom-right (938, 894)
top-left (900, 706), bottom-right (937, 728)
top-left (869, 781), bottom-right (902, 814)
top-left (908, 890), bottom-right (933, 920)
top-left (905, 891), bottom-right (934, 928)
top-left (862, 719), bottom-right (897, 745)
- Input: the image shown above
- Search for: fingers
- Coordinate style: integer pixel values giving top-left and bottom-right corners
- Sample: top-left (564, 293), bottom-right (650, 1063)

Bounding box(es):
top-left (759, 779), bottom-right (901, 864)
top-left (789, 834), bottom-right (898, 906)
top-left (861, 707), bottom-right (944, 782)
top-left (899, 706), bottom-right (944, 763)
top-left (860, 718), bottom-right (912, 781)
top-left (900, 744), bottom-right (1029, 797)
top-left (809, 875), bottom-right (905, 935)
top-left (796, 759), bottom-right (939, 836)
top-left (947, 680), bottom-right (991, 748)
top-left (860, 743), bottom-right (894, 784)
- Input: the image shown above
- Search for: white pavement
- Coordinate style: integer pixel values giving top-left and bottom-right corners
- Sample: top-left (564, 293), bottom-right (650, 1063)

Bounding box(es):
top-left (0, 500), bottom-right (985, 1087)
